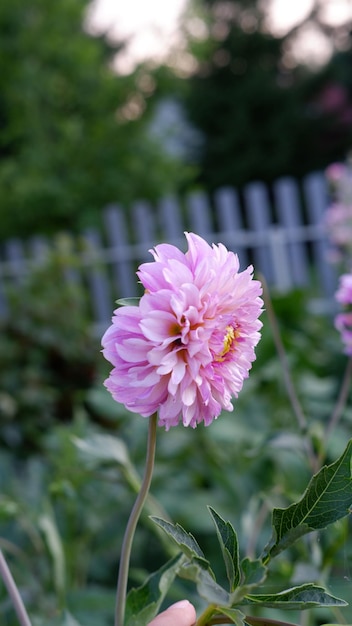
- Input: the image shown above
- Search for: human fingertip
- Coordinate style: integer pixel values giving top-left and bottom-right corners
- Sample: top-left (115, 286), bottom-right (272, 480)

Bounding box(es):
top-left (168, 600), bottom-right (192, 610)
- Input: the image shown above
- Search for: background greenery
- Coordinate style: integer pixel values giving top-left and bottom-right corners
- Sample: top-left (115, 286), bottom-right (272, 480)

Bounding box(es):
top-left (1, 0), bottom-right (352, 240)
top-left (0, 0), bottom-right (187, 240)
top-left (1, 0), bottom-right (352, 623)
top-left (0, 254), bottom-right (351, 625)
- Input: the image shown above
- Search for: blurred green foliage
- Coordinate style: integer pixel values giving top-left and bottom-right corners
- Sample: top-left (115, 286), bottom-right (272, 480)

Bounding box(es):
top-left (0, 0), bottom-right (187, 241)
top-left (0, 247), bottom-right (98, 453)
top-left (0, 256), bottom-right (352, 624)
top-left (1, 1), bottom-right (352, 619)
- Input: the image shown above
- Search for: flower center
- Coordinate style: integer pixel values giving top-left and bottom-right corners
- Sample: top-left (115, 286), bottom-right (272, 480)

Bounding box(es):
top-left (215, 325), bottom-right (238, 362)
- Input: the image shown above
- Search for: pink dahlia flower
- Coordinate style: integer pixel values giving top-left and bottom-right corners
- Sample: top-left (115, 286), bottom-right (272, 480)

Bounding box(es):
top-left (102, 233), bottom-right (263, 429)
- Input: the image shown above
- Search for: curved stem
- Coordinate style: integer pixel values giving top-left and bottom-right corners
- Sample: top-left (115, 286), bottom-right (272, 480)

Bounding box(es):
top-left (115, 412), bottom-right (158, 626)
top-left (0, 549), bottom-right (32, 626)
top-left (195, 604), bottom-right (217, 626)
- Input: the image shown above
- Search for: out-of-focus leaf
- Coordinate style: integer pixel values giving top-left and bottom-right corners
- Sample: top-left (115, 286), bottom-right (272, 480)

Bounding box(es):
top-left (263, 439), bottom-right (352, 561)
top-left (38, 509), bottom-right (65, 601)
top-left (72, 434), bottom-right (130, 468)
top-left (179, 562), bottom-right (231, 605)
top-left (217, 607), bottom-right (246, 626)
top-left (116, 298), bottom-right (141, 307)
top-left (240, 558), bottom-right (267, 588)
top-left (241, 583), bottom-right (347, 609)
top-left (46, 610), bottom-right (83, 626)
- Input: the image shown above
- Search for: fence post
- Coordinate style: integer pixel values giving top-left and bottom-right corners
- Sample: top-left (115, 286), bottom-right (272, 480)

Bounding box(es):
top-left (303, 171), bottom-right (336, 299)
top-left (274, 177), bottom-right (310, 288)
top-left (103, 205), bottom-right (138, 298)
top-left (82, 228), bottom-right (113, 331)
top-left (244, 181), bottom-right (274, 283)
top-left (214, 187), bottom-right (249, 268)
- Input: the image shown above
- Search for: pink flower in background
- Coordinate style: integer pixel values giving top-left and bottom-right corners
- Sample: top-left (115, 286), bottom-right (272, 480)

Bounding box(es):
top-left (102, 233), bottom-right (263, 429)
top-left (335, 273), bottom-right (352, 306)
top-left (325, 204), bottom-right (352, 247)
top-left (325, 163), bottom-right (347, 185)
top-left (335, 273), bottom-right (352, 355)
top-left (335, 313), bottom-right (352, 356)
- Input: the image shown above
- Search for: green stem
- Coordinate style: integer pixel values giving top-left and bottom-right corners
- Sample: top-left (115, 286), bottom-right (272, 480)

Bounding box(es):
top-left (316, 354), bottom-right (352, 468)
top-left (325, 355), bottom-right (352, 441)
top-left (0, 549), bottom-right (32, 626)
top-left (195, 604), bottom-right (217, 626)
top-left (115, 412), bottom-right (158, 626)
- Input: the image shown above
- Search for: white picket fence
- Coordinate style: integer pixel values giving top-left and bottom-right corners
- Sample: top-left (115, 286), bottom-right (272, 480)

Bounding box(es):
top-left (0, 171), bottom-right (338, 332)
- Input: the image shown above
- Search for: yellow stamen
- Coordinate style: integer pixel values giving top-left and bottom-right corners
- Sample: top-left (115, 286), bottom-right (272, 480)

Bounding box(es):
top-left (215, 325), bottom-right (238, 362)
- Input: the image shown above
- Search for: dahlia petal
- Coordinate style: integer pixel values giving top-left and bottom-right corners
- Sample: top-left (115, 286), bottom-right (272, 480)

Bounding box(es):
top-left (171, 359), bottom-right (187, 385)
top-left (140, 311), bottom-right (180, 343)
top-left (115, 338), bottom-right (150, 362)
top-left (182, 383), bottom-right (197, 406)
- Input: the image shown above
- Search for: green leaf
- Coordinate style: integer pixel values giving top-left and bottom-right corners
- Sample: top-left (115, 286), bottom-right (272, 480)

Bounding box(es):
top-left (218, 608), bottom-right (246, 626)
top-left (150, 517), bottom-right (212, 571)
top-left (38, 509), bottom-right (66, 602)
top-left (46, 610), bottom-right (83, 626)
top-left (208, 506), bottom-right (241, 591)
top-left (263, 439), bottom-right (352, 560)
top-left (72, 434), bottom-right (130, 468)
top-left (179, 562), bottom-right (231, 606)
top-left (240, 583), bottom-right (347, 609)
top-left (125, 554), bottom-right (184, 626)
top-left (240, 558), bottom-right (267, 588)
top-left (116, 297), bottom-right (141, 307)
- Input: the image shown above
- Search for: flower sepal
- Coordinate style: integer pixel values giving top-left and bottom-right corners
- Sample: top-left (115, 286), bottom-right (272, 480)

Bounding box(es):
top-left (115, 297), bottom-right (141, 307)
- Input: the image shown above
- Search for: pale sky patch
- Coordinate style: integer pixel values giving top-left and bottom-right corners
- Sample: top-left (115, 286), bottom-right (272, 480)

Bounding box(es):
top-left (86, 0), bottom-right (352, 73)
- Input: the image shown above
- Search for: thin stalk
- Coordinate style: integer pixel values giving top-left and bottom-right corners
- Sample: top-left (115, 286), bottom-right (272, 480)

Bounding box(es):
top-left (0, 549), bottom-right (32, 626)
top-left (318, 355), bottom-right (352, 466)
top-left (260, 275), bottom-right (318, 472)
top-left (115, 412), bottom-right (158, 626)
top-left (195, 603), bottom-right (217, 626)
top-left (326, 355), bottom-right (352, 440)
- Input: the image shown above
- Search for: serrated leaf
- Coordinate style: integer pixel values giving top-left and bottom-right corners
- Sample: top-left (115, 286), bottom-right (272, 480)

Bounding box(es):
top-left (179, 562), bottom-right (231, 606)
top-left (150, 517), bottom-right (211, 570)
top-left (218, 607), bottom-right (246, 626)
top-left (263, 439), bottom-right (352, 561)
top-left (116, 297), bottom-right (140, 307)
top-left (240, 558), bottom-right (267, 588)
top-left (208, 507), bottom-right (241, 591)
top-left (240, 583), bottom-right (347, 609)
top-left (125, 554), bottom-right (184, 626)
top-left (72, 434), bottom-right (130, 468)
